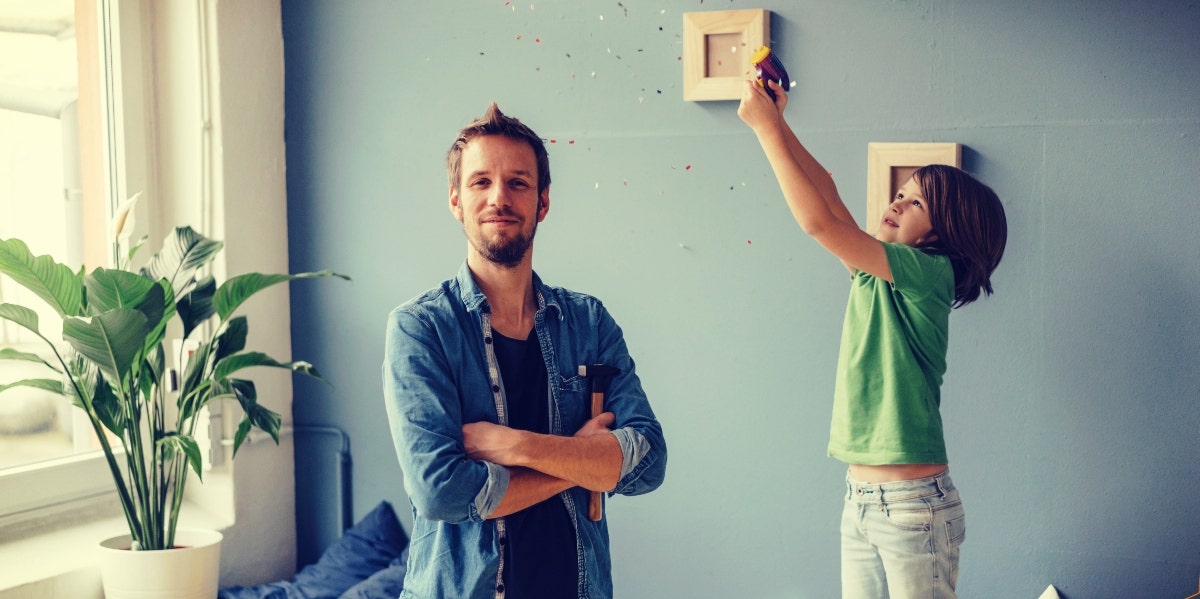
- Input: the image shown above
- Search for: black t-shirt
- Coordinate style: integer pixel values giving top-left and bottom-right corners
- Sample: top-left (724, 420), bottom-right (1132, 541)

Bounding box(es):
top-left (492, 329), bottom-right (578, 598)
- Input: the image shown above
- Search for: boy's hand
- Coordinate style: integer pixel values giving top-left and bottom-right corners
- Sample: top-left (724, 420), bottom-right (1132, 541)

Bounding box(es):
top-left (768, 78), bottom-right (789, 113)
top-left (738, 79), bottom-right (784, 131)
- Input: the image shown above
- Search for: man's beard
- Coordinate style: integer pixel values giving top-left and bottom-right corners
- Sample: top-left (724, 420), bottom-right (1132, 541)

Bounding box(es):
top-left (469, 219), bottom-right (537, 269)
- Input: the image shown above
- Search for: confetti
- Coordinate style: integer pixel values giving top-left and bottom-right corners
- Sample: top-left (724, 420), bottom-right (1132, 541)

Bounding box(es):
top-left (685, 164), bottom-right (692, 171)
top-left (747, 240), bottom-right (753, 245)
top-left (594, 182), bottom-right (600, 190)
top-left (535, 38), bottom-right (541, 43)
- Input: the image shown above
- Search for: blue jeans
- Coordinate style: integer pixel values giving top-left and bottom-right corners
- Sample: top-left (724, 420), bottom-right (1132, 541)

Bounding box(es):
top-left (841, 469), bottom-right (965, 599)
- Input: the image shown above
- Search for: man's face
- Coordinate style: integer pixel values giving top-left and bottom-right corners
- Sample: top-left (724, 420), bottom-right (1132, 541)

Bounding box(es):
top-left (450, 135), bottom-right (549, 268)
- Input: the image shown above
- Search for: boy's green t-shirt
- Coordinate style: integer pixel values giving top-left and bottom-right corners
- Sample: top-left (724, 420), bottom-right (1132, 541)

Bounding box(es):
top-left (828, 242), bottom-right (954, 465)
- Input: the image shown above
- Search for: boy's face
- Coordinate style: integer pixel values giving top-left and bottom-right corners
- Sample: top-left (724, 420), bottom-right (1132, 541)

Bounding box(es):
top-left (877, 176), bottom-right (937, 247)
top-left (449, 135), bottom-right (549, 268)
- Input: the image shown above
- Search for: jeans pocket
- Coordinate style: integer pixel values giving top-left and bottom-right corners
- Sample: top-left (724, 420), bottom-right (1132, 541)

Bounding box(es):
top-left (884, 501), bottom-right (932, 532)
top-left (945, 514), bottom-right (966, 546)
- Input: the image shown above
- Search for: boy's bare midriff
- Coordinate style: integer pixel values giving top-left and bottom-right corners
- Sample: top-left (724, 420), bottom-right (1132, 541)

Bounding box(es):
top-left (849, 463), bottom-right (948, 484)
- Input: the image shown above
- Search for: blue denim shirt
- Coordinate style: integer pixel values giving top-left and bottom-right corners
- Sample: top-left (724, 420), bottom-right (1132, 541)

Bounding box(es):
top-left (383, 263), bottom-right (667, 599)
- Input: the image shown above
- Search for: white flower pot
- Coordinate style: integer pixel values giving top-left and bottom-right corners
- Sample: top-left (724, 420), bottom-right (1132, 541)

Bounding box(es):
top-left (98, 528), bottom-right (223, 599)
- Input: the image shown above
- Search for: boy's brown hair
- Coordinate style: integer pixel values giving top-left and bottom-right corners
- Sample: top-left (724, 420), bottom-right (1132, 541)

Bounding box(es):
top-left (915, 164), bottom-right (1008, 308)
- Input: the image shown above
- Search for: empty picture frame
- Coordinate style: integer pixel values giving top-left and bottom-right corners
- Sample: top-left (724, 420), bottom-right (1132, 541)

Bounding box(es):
top-left (865, 142), bottom-right (962, 234)
top-left (682, 9), bottom-right (769, 101)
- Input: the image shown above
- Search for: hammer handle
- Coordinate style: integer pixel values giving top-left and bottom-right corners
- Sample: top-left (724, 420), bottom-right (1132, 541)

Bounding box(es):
top-left (589, 390), bottom-right (604, 521)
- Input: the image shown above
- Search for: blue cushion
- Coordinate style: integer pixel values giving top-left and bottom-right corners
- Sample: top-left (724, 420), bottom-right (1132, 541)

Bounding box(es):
top-left (338, 548), bottom-right (409, 599)
top-left (219, 501), bottom-right (408, 599)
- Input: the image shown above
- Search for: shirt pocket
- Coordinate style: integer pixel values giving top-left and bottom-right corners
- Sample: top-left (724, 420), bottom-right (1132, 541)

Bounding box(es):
top-left (554, 372), bottom-right (590, 433)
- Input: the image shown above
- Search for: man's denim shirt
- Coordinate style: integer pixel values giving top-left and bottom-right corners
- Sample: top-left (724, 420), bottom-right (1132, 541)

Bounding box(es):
top-left (383, 263), bottom-right (667, 599)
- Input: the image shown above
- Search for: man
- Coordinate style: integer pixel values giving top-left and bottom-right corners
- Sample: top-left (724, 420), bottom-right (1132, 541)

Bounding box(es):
top-left (383, 103), bottom-right (667, 598)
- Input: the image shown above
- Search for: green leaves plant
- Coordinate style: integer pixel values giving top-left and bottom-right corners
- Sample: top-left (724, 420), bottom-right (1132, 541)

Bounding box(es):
top-left (0, 224), bottom-right (345, 550)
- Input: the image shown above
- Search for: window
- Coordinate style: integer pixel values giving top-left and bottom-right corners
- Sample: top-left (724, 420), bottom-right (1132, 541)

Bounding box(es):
top-left (0, 0), bottom-right (152, 527)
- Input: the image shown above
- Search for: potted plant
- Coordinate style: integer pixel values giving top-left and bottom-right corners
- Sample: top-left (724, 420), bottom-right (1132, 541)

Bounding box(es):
top-left (0, 195), bottom-right (347, 596)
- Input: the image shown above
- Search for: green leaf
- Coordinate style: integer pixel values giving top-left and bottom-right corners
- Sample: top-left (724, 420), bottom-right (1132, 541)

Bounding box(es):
top-left (63, 309), bottom-right (150, 390)
top-left (90, 373), bottom-right (125, 437)
top-left (179, 340), bottom-right (213, 399)
top-left (83, 268), bottom-right (157, 314)
top-left (212, 317), bottom-right (248, 363)
top-left (222, 379), bottom-right (280, 456)
top-left (158, 434), bottom-right (203, 480)
top-left (243, 404), bottom-right (281, 445)
top-left (138, 282), bottom-right (170, 358)
top-left (0, 303), bottom-right (42, 337)
top-left (0, 378), bottom-right (64, 395)
top-left (212, 351), bottom-right (323, 382)
top-left (139, 227), bottom-right (223, 299)
top-left (177, 275), bottom-right (215, 339)
top-left (213, 270), bottom-right (350, 321)
top-left (0, 348), bottom-right (61, 372)
top-left (233, 419), bottom-right (252, 456)
top-left (0, 238), bottom-right (83, 317)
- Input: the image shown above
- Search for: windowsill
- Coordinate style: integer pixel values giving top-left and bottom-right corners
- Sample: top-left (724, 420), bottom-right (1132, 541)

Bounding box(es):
top-left (0, 497), bottom-right (232, 598)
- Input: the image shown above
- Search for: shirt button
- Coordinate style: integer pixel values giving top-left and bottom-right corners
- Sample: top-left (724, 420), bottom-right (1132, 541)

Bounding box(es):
top-left (496, 583), bottom-right (505, 593)
top-left (492, 385), bottom-right (500, 393)
top-left (485, 336), bottom-right (492, 344)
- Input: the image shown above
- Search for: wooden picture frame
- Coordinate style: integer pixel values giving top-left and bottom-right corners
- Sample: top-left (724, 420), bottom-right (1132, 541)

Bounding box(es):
top-left (682, 9), bottom-right (769, 101)
top-left (865, 142), bottom-right (962, 234)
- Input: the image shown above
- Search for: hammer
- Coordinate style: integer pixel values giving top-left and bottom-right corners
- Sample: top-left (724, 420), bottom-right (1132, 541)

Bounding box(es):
top-left (577, 363), bottom-right (619, 521)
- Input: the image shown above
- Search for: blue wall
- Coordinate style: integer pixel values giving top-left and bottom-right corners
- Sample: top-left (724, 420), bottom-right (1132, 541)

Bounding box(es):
top-left (282, 2), bottom-right (1200, 597)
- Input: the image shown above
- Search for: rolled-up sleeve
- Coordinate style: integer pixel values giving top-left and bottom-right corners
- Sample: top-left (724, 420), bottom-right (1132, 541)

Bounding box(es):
top-left (383, 305), bottom-right (505, 522)
top-left (594, 306), bottom-right (667, 497)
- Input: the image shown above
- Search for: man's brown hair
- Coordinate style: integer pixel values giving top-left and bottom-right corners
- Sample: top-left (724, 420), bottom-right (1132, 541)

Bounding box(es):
top-left (446, 102), bottom-right (550, 195)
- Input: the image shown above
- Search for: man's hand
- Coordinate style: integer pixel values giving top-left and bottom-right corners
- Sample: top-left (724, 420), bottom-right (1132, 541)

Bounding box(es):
top-left (462, 421), bottom-right (521, 465)
top-left (574, 412), bottom-right (615, 438)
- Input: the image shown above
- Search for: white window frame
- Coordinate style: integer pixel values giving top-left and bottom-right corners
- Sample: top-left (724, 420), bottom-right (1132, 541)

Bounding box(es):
top-left (0, 0), bottom-right (154, 531)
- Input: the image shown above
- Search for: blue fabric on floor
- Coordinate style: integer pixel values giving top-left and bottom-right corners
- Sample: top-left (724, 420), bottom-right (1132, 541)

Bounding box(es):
top-left (218, 501), bottom-right (408, 599)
